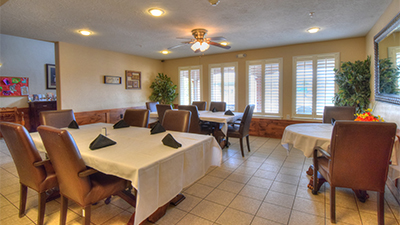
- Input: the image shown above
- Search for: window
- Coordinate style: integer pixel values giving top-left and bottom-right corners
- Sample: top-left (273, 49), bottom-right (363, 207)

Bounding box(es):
top-left (209, 63), bottom-right (237, 111)
top-left (179, 66), bottom-right (201, 105)
top-left (388, 46), bottom-right (400, 88)
top-left (293, 53), bottom-right (339, 119)
top-left (247, 58), bottom-right (282, 116)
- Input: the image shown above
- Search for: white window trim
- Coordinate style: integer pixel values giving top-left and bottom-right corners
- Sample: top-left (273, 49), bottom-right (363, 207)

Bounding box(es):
top-left (178, 65), bottom-right (203, 105)
top-left (208, 62), bottom-right (238, 111)
top-left (245, 58), bottom-right (283, 117)
top-left (292, 52), bottom-right (340, 120)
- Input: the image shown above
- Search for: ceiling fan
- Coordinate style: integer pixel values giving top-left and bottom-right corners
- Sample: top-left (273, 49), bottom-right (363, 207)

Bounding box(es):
top-left (168, 28), bottom-right (231, 53)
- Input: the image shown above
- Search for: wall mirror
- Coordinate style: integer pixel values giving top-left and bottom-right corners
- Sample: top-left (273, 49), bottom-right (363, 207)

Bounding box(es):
top-left (374, 12), bottom-right (400, 105)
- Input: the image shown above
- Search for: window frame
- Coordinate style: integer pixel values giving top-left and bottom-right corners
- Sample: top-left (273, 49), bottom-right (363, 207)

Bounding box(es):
top-left (245, 58), bottom-right (283, 117)
top-left (178, 65), bottom-right (203, 105)
top-left (208, 62), bottom-right (238, 111)
top-left (292, 52), bottom-right (340, 120)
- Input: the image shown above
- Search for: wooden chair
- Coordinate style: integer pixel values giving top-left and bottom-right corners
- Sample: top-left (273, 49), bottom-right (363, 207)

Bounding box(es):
top-left (162, 110), bottom-right (191, 132)
top-left (156, 104), bottom-right (173, 124)
top-left (322, 106), bottom-right (356, 123)
top-left (37, 125), bottom-right (134, 225)
top-left (312, 121), bottom-right (396, 225)
top-left (0, 107), bottom-right (25, 125)
top-left (0, 122), bottom-right (58, 225)
top-left (226, 104), bottom-right (255, 157)
top-left (209, 102), bottom-right (226, 112)
top-left (192, 101), bottom-right (207, 111)
top-left (146, 102), bottom-right (159, 112)
top-left (39, 109), bottom-right (75, 128)
top-left (123, 109), bottom-right (150, 127)
top-left (178, 105), bottom-right (211, 134)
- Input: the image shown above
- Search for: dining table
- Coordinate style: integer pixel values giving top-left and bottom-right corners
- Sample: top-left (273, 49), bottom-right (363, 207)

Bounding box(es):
top-left (150, 110), bottom-right (243, 148)
top-left (281, 122), bottom-right (400, 201)
top-left (30, 122), bottom-right (222, 225)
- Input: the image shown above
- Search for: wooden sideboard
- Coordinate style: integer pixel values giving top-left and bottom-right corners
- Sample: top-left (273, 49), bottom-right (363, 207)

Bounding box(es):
top-left (29, 101), bottom-right (57, 131)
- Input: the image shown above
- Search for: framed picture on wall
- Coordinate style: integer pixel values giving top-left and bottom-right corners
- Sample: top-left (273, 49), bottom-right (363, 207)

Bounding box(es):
top-left (46, 64), bottom-right (56, 89)
top-left (125, 70), bottom-right (141, 89)
top-left (104, 75), bottom-right (122, 84)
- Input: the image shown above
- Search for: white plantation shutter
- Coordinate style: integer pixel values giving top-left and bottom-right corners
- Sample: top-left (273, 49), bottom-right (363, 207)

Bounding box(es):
top-left (179, 70), bottom-right (189, 105)
top-left (397, 52), bottom-right (400, 89)
top-left (264, 63), bottom-right (280, 114)
top-left (316, 58), bottom-right (335, 115)
top-left (295, 60), bottom-right (313, 115)
top-left (224, 67), bottom-right (236, 111)
top-left (210, 67), bottom-right (222, 102)
top-left (179, 66), bottom-right (201, 105)
top-left (248, 64), bottom-right (262, 112)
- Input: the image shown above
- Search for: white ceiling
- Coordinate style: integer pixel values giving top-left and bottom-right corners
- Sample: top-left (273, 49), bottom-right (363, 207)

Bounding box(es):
top-left (0, 0), bottom-right (393, 60)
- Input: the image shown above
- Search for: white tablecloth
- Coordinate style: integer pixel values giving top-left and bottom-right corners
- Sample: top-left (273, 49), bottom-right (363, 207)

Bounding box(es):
top-left (31, 123), bottom-right (222, 225)
top-left (281, 123), bottom-right (400, 178)
top-left (198, 111), bottom-right (243, 135)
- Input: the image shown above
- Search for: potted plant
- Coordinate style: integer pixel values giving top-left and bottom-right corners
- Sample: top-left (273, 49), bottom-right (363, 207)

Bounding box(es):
top-left (149, 73), bottom-right (178, 105)
top-left (333, 56), bottom-right (371, 113)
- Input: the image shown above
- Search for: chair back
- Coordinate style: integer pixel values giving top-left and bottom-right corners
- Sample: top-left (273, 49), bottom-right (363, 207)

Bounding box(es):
top-left (192, 101), bottom-right (207, 111)
top-left (0, 122), bottom-right (47, 191)
top-left (124, 109), bottom-right (150, 127)
top-left (146, 102), bottom-right (159, 112)
top-left (209, 102), bottom-right (226, 112)
top-left (178, 105), bottom-right (201, 133)
top-left (37, 125), bottom-right (91, 204)
top-left (162, 110), bottom-right (191, 132)
top-left (156, 104), bottom-right (173, 123)
top-left (239, 105), bottom-right (255, 137)
top-left (329, 121), bottom-right (396, 192)
top-left (322, 106), bottom-right (355, 123)
top-left (39, 109), bottom-right (75, 128)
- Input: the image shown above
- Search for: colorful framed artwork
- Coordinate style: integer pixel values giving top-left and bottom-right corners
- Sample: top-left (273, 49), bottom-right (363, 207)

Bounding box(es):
top-left (46, 64), bottom-right (56, 89)
top-left (125, 70), bottom-right (141, 89)
top-left (104, 75), bottom-right (122, 84)
top-left (0, 77), bottom-right (29, 96)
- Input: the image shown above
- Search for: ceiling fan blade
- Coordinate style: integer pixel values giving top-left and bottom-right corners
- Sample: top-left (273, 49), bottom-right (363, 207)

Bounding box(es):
top-left (208, 36), bottom-right (226, 41)
top-left (209, 41), bottom-right (231, 49)
top-left (167, 43), bottom-right (189, 50)
top-left (194, 49), bottom-right (201, 53)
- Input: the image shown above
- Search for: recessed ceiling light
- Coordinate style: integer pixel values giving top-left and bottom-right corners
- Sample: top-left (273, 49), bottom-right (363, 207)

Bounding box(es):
top-left (149, 8), bottom-right (164, 17)
top-left (78, 30), bottom-right (92, 36)
top-left (307, 27), bottom-right (320, 33)
top-left (161, 50), bottom-right (169, 55)
top-left (220, 42), bottom-right (228, 46)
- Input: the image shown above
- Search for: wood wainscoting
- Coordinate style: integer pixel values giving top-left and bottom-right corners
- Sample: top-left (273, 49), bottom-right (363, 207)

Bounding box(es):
top-left (249, 117), bottom-right (320, 139)
top-left (74, 106), bottom-right (146, 126)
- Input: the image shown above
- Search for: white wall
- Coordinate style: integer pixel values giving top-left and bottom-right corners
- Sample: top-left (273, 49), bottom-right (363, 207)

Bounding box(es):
top-left (0, 34), bottom-right (55, 108)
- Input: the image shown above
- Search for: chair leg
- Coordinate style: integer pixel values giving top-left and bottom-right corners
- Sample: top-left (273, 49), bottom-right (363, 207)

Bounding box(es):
top-left (60, 195), bottom-right (68, 225)
top-left (83, 205), bottom-right (91, 225)
top-left (312, 150), bottom-right (319, 195)
top-left (377, 192), bottom-right (385, 225)
top-left (19, 183), bottom-right (27, 217)
top-left (330, 186), bottom-right (336, 223)
top-left (226, 136), bottom-right (229, 148)
top-left (246, 135), bottom-right (250, 152)
top-left (37, 192), bottom-right (47, 225)
top-left (239, 138), bottom-right (244, 157)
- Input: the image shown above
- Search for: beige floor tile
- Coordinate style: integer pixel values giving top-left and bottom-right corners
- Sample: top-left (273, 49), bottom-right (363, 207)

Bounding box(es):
top-left (205, 189), bottom-right (236, 206)
top-left (288, 210), bottom-right (325, 225)
top-left (264, 191), bottom-right (294, 209)
top-left (0, 204), bottom-right (19, 220)
top-left (183, 183), bottom-right (214, 198)
top-left (207, 168), bottom-right (233, 179)
top-left (190, 200), bottom-right (226, 222)
top-left (238, 185), bottom-right (268, 201)
top-left (100, 210), bottom-right (133, 225)
top-left (196, 174), bottom-right (224, 188)
top-left (226, 173), bottom-right (252, 184)
top-left (90, 203), bottom-right (125, 225)
top-left (217, 180), bottom-right (245, 194)
top-left (325, 204), bottom-right (362, 225)
top-left (256, 202), bottom-right (291, 224)
top-left (258, 164), bottom-right (281, 173)
top-left (359, 210), bottom-right (399, 225)
top-left (251, 216), bottom-right (285, 225)
top-left (0, 213), bottom-right (34, 225)
top-left (292, 197), bottom-right (325, 217)
top-left (228, 195), bottom-right (262, 215)
top-left (274, 174), bottom-right (299, 185)
top-left (176, 194), bottom-right (202, 212)
top-left (247, 177), bottom-right (273, 189)
top-left (155, 207), bottom-right (187, 225)
top-left (270, 181), bottom-right (297, 196)
top-left (253, 170), bottom-right (278, 180)
top-left (176, 213), bottom-right (213, 225)
top-left (216, 207), bottom-right (254, 225)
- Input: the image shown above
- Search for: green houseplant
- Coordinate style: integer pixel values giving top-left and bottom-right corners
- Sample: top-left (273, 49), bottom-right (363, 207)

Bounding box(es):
top-left (379, 58), bottom-right (399, 94)
top-left (333, 56), bottom-right (371, 113)
top-left (149, 73), bottom-right (178, 105)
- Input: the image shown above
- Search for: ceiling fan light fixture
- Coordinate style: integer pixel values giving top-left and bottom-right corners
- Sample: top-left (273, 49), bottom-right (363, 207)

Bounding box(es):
top-left (199, 42), bottom-right (210, 52)
top-left (307, 27), bottom-right (320, 33)
top-left (220, 41), bottom-right (228, 46)
top-left (191, 41), bottom-right (201, 51)
top-left (208, 0), bottom-right (220, 6)
top-left (148, 8), bottom-right (164, 17)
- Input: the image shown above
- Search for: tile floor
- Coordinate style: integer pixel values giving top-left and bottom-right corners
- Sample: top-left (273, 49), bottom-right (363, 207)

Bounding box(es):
top-left (1, 136), bottom-right (400, 225)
